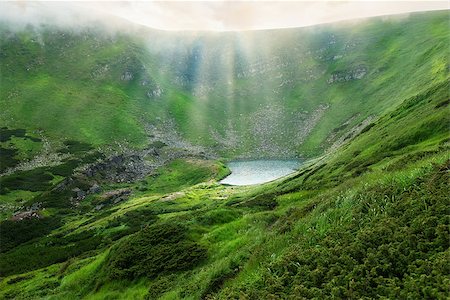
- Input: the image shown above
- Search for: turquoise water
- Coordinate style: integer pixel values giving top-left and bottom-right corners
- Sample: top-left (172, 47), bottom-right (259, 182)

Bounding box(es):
top-left (220, 159), bottom-right (300, 186)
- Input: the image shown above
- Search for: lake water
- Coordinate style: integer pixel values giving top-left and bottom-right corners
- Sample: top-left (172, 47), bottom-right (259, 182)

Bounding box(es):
top-left (220, 159), bottom-right (301, 186)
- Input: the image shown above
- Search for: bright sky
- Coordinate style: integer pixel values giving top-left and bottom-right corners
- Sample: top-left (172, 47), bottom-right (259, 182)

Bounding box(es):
top-left (0, 1), bottom-right (448, 31)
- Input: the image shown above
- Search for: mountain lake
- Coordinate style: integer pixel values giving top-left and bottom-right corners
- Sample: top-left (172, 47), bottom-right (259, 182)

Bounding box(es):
top-left (220, 159), bottom-right (301, 186)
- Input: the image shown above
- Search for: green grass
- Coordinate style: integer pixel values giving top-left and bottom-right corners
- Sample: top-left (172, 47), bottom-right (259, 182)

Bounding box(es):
top-left (136, 159), bottom-right (225, 195)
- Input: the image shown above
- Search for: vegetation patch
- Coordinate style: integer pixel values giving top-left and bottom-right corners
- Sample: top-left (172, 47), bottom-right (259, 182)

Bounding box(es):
top-left (104, 222), bottom-right (207, 280)
top-left (59, 140), bottom-right (94, 154)
top-left (195, 208), bottom-right (241, 226)
top-left (27, 176), bottom-right (91, 208)
top-left (0, 128), bottom-right (42, 172)
top-left (106, 208), bottom-right (159, 240)
top-left (143, 159), bottom-right (218, 194)
top-left (6, 273), bottom-right (35, 285)
top-left (0, 128), bottom-right (29, 142)
top-left (234, 193), bottom-right (278, 210)
top-left (0, 168), bottom-right (54, 194)
top-left (0, 216), bottom-right (62, 253)
top-left (0, 230), bottom-right (103, 276)
top-left (0, 147), bottom-right (19, 172)
top-left (145, 274), bottom-right (177, 300)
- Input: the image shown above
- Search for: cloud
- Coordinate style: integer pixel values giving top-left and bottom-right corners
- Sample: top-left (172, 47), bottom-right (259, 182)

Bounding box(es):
top-left (0, 1), bottom-right (448, 32)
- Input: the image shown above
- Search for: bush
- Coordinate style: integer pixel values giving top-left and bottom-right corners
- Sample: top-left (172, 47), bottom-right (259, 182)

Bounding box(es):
top-left (0, 234), bottom-right (103, 276)
top-left (0, 216), bottom-right (62, 253)
top-left (201, 259), bottom-right (242, 299)
top-left (145, 274), bottom-right (177, 300)
top-left (58, 140), bottom-right (93, 154)
top-left (6, 273), bottom-right (35, 285)
top-left (104, 222), bottom-right (207, 280)
top-left (0, 168), bottom-right (53, 194)
top-left (106, 208), bottom-right (158, 240)
top-left (0, 146), bottom-right (19, 172)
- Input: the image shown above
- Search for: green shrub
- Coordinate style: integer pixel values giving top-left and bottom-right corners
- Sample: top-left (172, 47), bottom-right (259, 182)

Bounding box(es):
top-left (0, 146), bottom-right (19, 172)
top-left (58, 140), bottom-right (93, 154)
top-left (0, 234), bottom-right (103, 276)
top-left (104, 222), bottom-right (207, 280)
top-left (0, 216), bottom-right (62, 253)
top-left (106, 208), bottom-right (158, 240)
top-left (0, 128), bottom-right (26, 142)
top-left (0, 168), bottom-right (53, 194)
top-left (6, 273), bottom-right (35, 285)
top-left (145, 274), bottom-right (177, 300)
top-left (201, 260), bottom-right (242, 299)
top-left (49, 159), bottom-right (81, 177)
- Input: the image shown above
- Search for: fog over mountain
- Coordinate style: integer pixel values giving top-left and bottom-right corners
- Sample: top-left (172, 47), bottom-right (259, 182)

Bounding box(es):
top-left (1, 1), bottom-right (447, 31)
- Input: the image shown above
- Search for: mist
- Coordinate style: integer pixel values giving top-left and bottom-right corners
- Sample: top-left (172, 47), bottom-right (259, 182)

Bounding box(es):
top-left (0, 1), bottom-right (448, 33)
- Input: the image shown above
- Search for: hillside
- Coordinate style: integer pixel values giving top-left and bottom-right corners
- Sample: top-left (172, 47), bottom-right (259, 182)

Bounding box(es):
top-left (1, 11), bottom-right (448, 158)
top-left (0, 10), bottom-right (449, 300)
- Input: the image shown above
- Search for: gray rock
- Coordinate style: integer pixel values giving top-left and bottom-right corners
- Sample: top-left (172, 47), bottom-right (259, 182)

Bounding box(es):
top-left (327, 66), bottom-right (367, 84)
top-left (146, 85), bottom-right (163, 99)
top-left (89, 183), bottom-right (102, 194)
top-left (121, 71), bottom-right (133, 81)
top-left (84, 154), bottom-right (152, 183)
top-left (72, 188), bottom-right (86, 200)
top-left (99, 188), bottom-right (132, 206)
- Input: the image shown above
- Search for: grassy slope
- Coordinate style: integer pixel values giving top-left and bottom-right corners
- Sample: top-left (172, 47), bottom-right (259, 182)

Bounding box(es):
top-left (143, 11), bottom-right (449, 157)
top-left (1, 11), bottom-right (448, 158)
top-left (0, 158), bottom-right (224, 276)
top-left (0, 28), bottom-right (146, 147)
top-left (0, 53), bottom-right (448, 299)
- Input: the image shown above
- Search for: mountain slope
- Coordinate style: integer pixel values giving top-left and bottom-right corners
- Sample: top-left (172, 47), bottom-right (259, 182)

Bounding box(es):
top-left (1, 10), bottom-right (448, 158)
top-left (0, 51), bottom-right (448, 299)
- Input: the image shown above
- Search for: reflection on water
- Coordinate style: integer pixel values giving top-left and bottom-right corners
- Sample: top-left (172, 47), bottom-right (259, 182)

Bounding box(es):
top-left (220, 160), bottom-right (300, 186)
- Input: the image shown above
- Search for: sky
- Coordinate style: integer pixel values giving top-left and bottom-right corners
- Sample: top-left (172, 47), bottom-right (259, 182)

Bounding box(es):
top-left (0, 1), bottom-right (448, 31)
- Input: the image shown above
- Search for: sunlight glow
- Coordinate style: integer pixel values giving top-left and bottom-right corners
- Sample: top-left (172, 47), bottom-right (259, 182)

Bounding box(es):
top-left (0, 1), bottom-right (448, 31)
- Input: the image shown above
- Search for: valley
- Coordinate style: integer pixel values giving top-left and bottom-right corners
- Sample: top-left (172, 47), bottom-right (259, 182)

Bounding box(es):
top-left (0, 9), bottom-right (448, 299)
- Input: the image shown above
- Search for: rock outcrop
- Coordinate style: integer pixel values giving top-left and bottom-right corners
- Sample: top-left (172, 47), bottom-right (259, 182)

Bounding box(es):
top-left (120, 71), bottom-right (134, 81)
top-left (327, 66), bottom-right (368, 84)
top-left (84, 154), bottom-right (152, 183)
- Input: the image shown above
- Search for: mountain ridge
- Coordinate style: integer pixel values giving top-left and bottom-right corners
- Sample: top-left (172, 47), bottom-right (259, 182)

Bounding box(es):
top-left (1, 10), bottom-right (448, 160)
